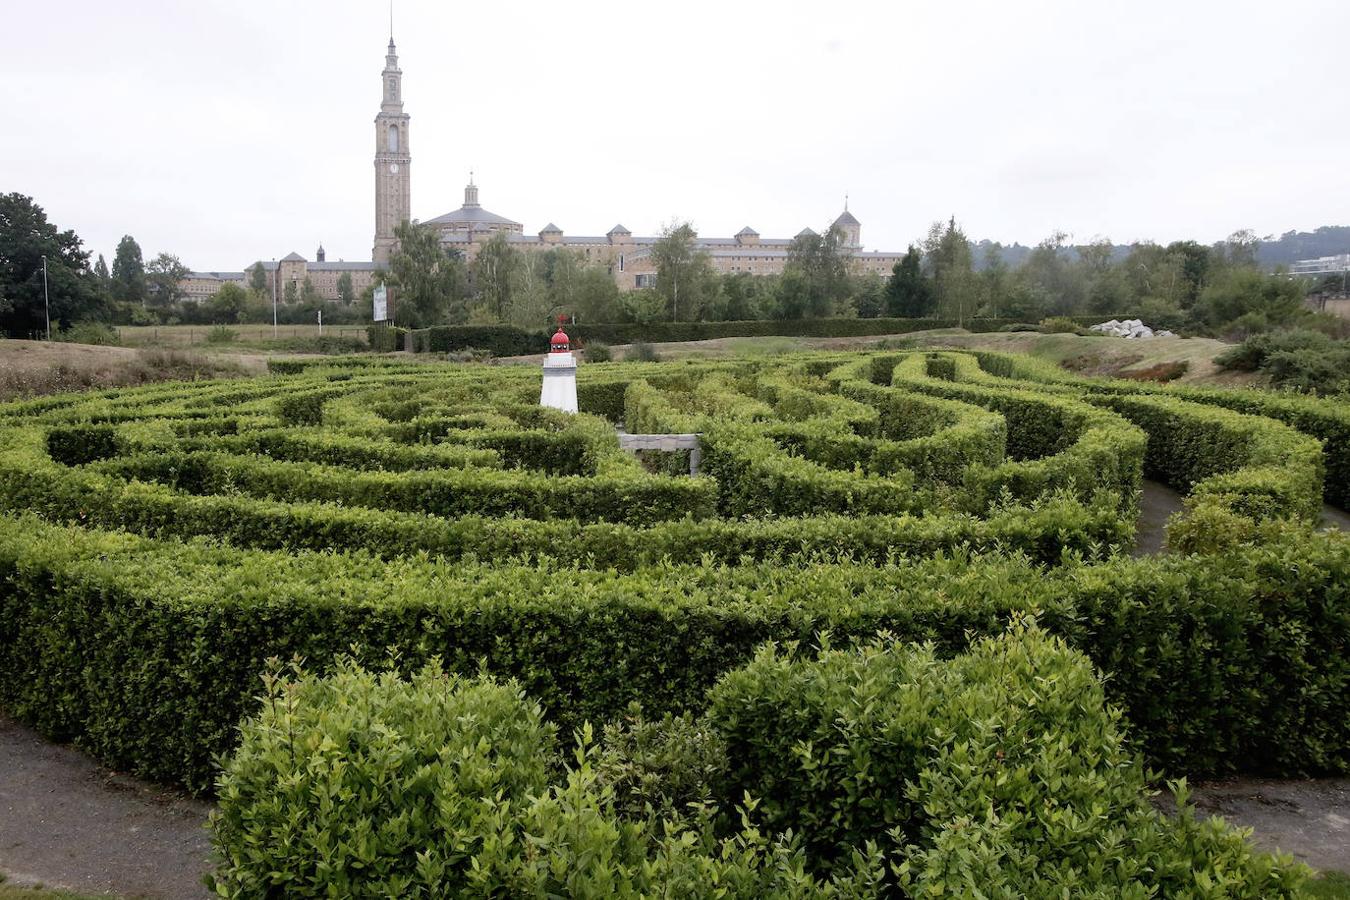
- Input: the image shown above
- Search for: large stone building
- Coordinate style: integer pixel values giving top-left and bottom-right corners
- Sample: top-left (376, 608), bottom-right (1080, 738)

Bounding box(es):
top-left (424, 180), bottom-right (905, 289)
top-left (183, 33), bottom-right (906, 305)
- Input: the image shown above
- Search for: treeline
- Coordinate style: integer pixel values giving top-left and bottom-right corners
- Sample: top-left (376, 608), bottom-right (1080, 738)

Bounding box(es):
top-left (3, 190), bottom-right (1342, 340)
top-left (386, 217), bottom-right (1337, 339)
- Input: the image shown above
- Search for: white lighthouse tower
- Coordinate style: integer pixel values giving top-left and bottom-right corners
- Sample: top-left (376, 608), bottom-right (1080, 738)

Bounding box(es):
top-left (540, 328), bottom-right (578, 413)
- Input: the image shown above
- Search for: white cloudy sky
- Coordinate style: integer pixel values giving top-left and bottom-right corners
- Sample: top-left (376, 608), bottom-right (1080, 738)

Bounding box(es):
top-left (2, 0), bottom-right (1347, 270)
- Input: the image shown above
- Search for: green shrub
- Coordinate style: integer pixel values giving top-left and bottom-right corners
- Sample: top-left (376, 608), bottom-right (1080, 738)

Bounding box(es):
top-left (45, 424), bottom-right (118, 465)
top-left (207, 632), bottom-right (1303, 897)
top-left (1039, 315), bottom-right (1081, 333)
top-left (708, 622), bottom-right (1305, 895)
top-left (629, 341), bottom-right (662, 362)
top-left (595, 703), bottom-right (727, 824)
top-left (56, 321), bottom-right (120, 346)
top-left (209, 660), bottom-right (557, 897)
top-left (204, 325), bottom-right (236, 344)
top-left (584, 342), bottom-right (613, 362)
top-left (274, 391), bottom-right (326, 426)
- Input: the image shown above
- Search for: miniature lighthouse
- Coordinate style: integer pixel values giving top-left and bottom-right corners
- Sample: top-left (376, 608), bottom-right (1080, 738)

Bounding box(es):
top-left (540, 328), bottom-right (578, 413)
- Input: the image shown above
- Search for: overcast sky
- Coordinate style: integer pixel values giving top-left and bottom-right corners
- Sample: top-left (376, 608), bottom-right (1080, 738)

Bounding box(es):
top-left (3, 0), bottom-right (1347, 270)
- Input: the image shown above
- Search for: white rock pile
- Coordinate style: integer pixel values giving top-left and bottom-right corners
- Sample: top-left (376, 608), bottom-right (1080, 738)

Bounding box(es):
top-left (1090, 319), bottom-right (1175, 339)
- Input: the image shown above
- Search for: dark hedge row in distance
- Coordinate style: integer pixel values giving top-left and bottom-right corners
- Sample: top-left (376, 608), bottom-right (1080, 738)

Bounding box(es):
top-left (402, 316), bottom-right (1113, 355)
top-left (0, 515), bottom-right (1344, 795)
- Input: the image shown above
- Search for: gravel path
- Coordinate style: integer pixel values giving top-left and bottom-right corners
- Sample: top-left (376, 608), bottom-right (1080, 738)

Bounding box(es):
top-left (0, 716), bottom-right (211, 899)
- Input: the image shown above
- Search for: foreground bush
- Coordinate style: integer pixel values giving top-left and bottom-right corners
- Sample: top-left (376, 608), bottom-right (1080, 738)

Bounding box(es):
top-left (209, 661), bottom-right (886, 898)
top-left (209, 626), bottom-right (1306, 897)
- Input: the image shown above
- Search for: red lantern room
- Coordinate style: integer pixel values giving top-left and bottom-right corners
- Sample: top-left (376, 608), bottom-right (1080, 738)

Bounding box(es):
top-left (550, 329), bottom-right (571, 353)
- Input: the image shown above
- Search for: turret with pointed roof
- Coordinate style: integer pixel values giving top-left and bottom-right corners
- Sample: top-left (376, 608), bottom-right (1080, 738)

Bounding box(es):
top-left (833, 198), bottom-right (861, 248)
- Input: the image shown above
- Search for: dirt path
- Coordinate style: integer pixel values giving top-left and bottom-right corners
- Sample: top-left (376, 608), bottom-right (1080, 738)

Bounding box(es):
top-left (0, 716), bottom-right (211, 899)
top-left (1157, 778), bottom-right (1350, 872)
top-left (1133, 479), bottom-right (1185, 555)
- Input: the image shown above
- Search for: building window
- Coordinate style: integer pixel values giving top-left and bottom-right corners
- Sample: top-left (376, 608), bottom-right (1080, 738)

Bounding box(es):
top-left (388, 125), bottom-right (399, 152)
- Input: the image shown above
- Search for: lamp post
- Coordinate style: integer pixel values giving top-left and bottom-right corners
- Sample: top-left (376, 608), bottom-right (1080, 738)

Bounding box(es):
top-left (271, 258), bottom-right (278, 339)
top-left (40, 255), bottom-right (51, 341)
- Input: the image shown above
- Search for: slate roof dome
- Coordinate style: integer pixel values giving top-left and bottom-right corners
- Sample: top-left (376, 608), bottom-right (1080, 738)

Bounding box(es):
top-left (833, 210), bottom-right (861, 227)
top-left (736, 226), bottom-right (759, 237)
top-left (425, 177), bottom-right (522, 229)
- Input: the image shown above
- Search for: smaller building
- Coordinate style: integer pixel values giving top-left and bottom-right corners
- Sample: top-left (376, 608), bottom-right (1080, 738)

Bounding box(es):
top-left (181, 271), bottom-right (247, 303)
top-left (183, 246), bottom-right (382, 304)
top-left (1290, 254), bottom-right (1350, 276)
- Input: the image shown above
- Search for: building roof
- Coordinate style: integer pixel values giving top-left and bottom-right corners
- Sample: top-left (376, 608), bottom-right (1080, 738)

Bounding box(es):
top-left (833, 210), bottom-right (860, 227)
top-left (424, 205), bottom-right (522, 227)
top-left (280, 251), bottom-right (306, 262)
top-left (186, 271), bottom-right (246, 280)
top-left (540, 222), bottom-right (562, 233)
top-left (308, 261), bottom-right (379, 271)
top-left (736, 226), bottom-right (759, 236)
top-left (796, 227), bottom-right (817, 238)
top-left (607, 224), bottom-right (631, 235)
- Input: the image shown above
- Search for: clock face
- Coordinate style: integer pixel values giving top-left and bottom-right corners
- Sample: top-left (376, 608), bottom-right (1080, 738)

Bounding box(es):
top-left (388, 163), bottom-right (399, 174)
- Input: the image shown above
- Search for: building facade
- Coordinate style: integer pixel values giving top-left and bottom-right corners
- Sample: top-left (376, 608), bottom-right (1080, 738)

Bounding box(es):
top-left (424, 180), bottom-right (906, 289)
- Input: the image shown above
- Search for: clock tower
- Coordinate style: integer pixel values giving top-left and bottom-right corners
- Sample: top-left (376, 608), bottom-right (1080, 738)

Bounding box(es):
top-left (373, 36), bottom-right (411, 265)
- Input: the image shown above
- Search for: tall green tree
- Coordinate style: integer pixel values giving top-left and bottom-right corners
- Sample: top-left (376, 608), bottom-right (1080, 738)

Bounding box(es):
top-left (336, 271), bottom-right (354, 305)
top-left (389, 221), bottom-right (468, 327)
top-left (146, 252), bottom-right (189, 307)
top-left (0, 193), bottom-right (102, 334)
top-left (1020, 231), bottom-right (1085, 315)
top-left (886, 246), bottom-right (934, 317)
top-left (651, 222), bottom-right (718, 321)
top-left (472, 232), bottom-right (521, 323)
top-left (248, 262), bottom-right (269, 295)
top-left (111, 235), bottom-right (147, 305)
top-left (208, 282), bottom-right (248, 324)
top-left (93, 253), bottom-right (111, 299)
top-left (923, 218), bottom-right (977, 324)
top-left (784, 225), bottom-right (851, 317)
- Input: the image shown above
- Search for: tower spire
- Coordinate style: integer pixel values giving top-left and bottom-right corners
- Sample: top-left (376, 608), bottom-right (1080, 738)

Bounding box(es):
top-left (389, 1), bottom-right (394, 43)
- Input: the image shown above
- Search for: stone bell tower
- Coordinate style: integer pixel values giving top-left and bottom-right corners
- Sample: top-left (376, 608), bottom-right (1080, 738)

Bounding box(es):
top-left (373, 33), bottom-right (411, 265)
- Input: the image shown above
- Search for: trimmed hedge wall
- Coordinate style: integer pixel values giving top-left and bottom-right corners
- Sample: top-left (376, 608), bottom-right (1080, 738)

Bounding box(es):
top-left (0, 515), bottom-right (1344, 795)
top-left (973, 349), bottom-right (1350, 509)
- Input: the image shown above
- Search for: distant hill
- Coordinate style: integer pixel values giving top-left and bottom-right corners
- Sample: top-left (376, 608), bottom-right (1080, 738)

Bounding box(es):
top-left (1254, 226), bottom-right (1350, 267)
top-left (968, 227), bottom-right (1350, 271)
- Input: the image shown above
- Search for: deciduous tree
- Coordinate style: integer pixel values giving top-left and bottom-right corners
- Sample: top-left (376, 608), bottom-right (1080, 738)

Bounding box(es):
top-left (390, 221), bottom-right (468, 327)
top-left (0, 192), bottom-right (102, 334)
top-left (111, 235), bottom-right (147, 305)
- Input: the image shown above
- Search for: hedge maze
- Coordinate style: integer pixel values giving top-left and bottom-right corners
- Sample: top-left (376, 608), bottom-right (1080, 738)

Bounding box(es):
top-left (1, 349), bottom-right (1346, 894)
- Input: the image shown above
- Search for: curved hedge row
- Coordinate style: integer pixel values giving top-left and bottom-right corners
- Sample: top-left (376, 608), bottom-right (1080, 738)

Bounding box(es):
top-left (973, 348), bottom-right (1350, 508)
top-left (0, 514), bottom-right (1344, 795)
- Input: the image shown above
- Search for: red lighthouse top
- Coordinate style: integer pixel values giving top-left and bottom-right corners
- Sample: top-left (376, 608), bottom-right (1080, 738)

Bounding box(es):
top-left (550, 329), bottom-right (571, 353)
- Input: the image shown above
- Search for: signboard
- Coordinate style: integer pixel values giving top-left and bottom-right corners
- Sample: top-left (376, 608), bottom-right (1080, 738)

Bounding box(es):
top-left (372, 284), bottom-right (388, 322)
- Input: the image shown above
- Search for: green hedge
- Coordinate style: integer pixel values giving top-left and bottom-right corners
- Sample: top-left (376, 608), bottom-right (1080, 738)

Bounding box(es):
top-left (708, 623), bottom-right (1304, 894)
top-left (206, 630), bottom-right (1305, 897)
top-left (95, 449), bottom-right (715, 526)
top-left (973, 349), bottom-right (1350, 509)
top-left (365, 323), bottom-right (408, 352)
top-left (1090, 393), bottom-right (1325, 524)
top-left (0, 515), bottom-right (1344, 794)
top-left (0, 454), bottom-right (1127, 569)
